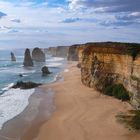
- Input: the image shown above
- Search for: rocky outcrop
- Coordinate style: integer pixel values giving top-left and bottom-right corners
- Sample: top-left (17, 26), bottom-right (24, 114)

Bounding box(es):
top-left (12, 81), bottom-right (41, 89)
top-left (67, 45), bottom-right (79, 61)
top-left (45, 47), bottom-right (57, 56)
top-left (45, 46), bottom-right (69, 57)
top-left (32, 47), bottom-right (46, 62)
top-left (23, 48), bottom-right (33, 67)
top-left (41, 66), bottom-right (51, 76)
top-left (11, 52), bottom-right (16, 61)
top-left (80, 42), bottom-right (140, 109)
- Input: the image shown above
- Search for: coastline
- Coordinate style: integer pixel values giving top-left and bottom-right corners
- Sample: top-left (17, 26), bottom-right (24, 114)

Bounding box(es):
top-left (22, 62), bottom-right (140, 140)
top-left (1, 62), bottom-right (140, 140)
top-left (0, 57), bottom-right (66, 140)
top-left (0, 86), bottom-right (56, 140)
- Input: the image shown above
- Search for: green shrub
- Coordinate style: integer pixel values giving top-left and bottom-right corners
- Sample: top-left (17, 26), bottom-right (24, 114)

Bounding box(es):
top-left (117, 110), bottom-right (140, 130)
top-left (104, 84), bottom-right (130, 101)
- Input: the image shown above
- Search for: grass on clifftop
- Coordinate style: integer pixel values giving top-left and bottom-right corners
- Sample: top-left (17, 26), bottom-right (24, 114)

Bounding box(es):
top-left (117, 110), bottom-right (140, 130)
top-left (104, 84), bottom-right (130, 101)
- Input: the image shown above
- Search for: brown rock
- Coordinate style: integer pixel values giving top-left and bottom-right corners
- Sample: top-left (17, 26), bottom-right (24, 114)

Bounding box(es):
top-left (23, 48), bottom-right (33, 67)
top-left (32, 47), bottom-right (46, 62)
top-left (41, 66), bottom-right (51, 76)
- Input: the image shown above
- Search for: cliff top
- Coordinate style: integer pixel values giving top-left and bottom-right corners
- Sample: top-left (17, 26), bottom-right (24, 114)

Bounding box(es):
top-left (82, 42), bottom-right (140, 59)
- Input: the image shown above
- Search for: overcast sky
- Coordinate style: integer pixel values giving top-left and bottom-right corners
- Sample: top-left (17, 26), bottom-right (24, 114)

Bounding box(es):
top-left (0, 0), bottom-right (140, 49)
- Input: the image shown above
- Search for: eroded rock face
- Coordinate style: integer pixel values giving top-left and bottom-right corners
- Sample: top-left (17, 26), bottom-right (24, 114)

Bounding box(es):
top-left (67, 45), bottom-right (79, 61)
top-left (45, 46), bottom-right (69, 57)
top-left (80, 42), bottom-right (140, 109)
top-left (23, 48), bottom-right (33, 67)
top-left (32, 47), bottom-right (46, 62)
top-left (41, 66), bottom-right (51, 76)
top-left (11, 52), bottom-right (16, 61)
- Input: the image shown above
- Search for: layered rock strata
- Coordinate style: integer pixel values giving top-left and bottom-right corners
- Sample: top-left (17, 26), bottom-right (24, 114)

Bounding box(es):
top-left (78, 42), bottom-right (140, 108)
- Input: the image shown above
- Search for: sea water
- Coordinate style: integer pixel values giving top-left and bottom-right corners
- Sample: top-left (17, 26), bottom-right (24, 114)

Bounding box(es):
top-left (0, 48), bottom-right (65, 129)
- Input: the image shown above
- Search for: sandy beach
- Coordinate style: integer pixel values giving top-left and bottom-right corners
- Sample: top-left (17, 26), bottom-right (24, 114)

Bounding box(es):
top-left (21, 62), bottom-right (140, 140)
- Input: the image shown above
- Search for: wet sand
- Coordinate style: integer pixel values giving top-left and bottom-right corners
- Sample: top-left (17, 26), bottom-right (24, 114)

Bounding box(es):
top-left (2, 62), bottom-right (140, 140)
top-left (23, 62), bottom-right (140, 140)
top-left (0, 87), bottom-right (55, 140)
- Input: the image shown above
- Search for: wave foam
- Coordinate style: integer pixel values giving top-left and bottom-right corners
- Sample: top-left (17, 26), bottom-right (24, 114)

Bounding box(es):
top-left (2, 83), bottom-right (14, 91)
top-left (46, 62), bottom-right (62, 67)
top-left (0, 88), bottom-right (35, 129)
top-left (46, 57), bottom-right (64, 62)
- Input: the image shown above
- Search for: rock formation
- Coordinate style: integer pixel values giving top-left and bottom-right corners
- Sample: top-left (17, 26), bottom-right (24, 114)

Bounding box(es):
top-left (32, 47), bottom-right (46, 62)
top-left (12, 81), bottom-right (41, 89)
top-left (79, 42), bottom-right (140, 109)
top-left (11, 52), bottom-right (16, 61)
top-left (41, 66), bottom-right (51, 76)
top-left (45, 46), bottom-right (69, 57)
top-left (23, 48), bottom-right (33, 67)
top-left (67, 45), bottom-right (79, 61)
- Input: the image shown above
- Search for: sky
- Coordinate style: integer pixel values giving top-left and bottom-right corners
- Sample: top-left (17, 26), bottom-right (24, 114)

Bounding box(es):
top-left (0, 0), bottom-right (140, 49)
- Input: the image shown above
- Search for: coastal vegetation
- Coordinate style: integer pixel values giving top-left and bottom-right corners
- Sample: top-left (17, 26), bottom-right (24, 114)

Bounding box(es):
top-left (104, 84), bottom-right (130, 101)
top-left (117, 110), bottom-right (140, 130)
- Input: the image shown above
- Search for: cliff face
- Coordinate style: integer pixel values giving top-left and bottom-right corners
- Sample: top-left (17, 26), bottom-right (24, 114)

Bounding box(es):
top-left (67, 45), bottom-right (79, 61)
top-left (45, 46), bottom-right (69, 57)
top-left (80, 42), bottom-right (140, 108)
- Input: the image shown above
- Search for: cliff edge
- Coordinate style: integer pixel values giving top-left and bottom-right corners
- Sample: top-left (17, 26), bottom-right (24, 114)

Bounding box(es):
top-left (77, 42), bottom-right (140, 108)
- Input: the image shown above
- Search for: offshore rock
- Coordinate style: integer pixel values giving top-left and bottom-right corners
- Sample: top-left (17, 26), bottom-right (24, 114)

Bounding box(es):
top-left (23, 48), bottom-right (33, 67)
top-left (12, 81), bottom-right (41, 89)
top-left (32, 47), bottom-right (46, 62)
top-left (11, 52), bottom-right (16, 61)
top-left (41, 66), bottom-right (51, 76)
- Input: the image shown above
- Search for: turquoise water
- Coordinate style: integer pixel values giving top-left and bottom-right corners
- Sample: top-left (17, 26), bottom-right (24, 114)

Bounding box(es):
top-left (0, 48), bottom-right (66, 129)
top-left (0, 49), bottom-right (65, 94)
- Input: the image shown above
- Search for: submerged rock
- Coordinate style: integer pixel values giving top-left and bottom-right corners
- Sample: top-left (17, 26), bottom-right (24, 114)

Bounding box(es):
top-left (23, 48), bottom-right (33, 67)
top-left (41, 66), bottom-right (51, 76)
top-left (12, 81), bottom-right (41, 89)
top-left (11, 52), bottom-right (16, 61)
top-left (32, 47), bottom-right (46, 62)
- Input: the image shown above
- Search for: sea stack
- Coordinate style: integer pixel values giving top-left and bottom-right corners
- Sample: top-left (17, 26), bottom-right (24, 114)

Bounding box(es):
top-left (41, 66), bottom-right (51, 76)
top-left (32, 47), bottom-right (46, 62)
top-left (23, 48), bottom-right (33, 67)
top-left (11, 52), bottom-right (16, 61)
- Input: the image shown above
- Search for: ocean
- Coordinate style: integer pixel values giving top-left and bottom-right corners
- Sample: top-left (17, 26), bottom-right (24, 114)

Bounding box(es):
top-left (0, 48), bottom-right (66, 129)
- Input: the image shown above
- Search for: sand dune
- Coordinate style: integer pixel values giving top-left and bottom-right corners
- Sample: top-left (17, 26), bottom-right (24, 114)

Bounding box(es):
top-left (33, 62), bottom-right (136, 140)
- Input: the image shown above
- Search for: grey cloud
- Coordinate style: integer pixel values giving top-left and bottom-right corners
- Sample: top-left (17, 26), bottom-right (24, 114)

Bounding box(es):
top-left (61, 18), bottom-right (82, 23)
top-left (69, 0), bottom-right (140, 13)
top-left (11, 19), bottom-right (21, 23)
top-left (116, 13), bottom-right (140, 21)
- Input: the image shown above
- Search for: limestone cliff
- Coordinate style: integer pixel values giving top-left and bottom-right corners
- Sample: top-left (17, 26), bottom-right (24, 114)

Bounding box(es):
top-left (80, 42), bottom-right (140, 108)
top-left (67, 45), bottom-right (80, 61)
top-left (45, 46), bottom-right (69, 57)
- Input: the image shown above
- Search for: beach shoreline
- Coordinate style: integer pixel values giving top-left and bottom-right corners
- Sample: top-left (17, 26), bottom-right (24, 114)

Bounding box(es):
top-left (0, 56), bottom-right (66, 140)
top-left (21, 62), bottom-right (140, 140)
top-left (1, 62), bottom-right (140, 140)
top-left (0, 85), bottom-right (57, 140)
